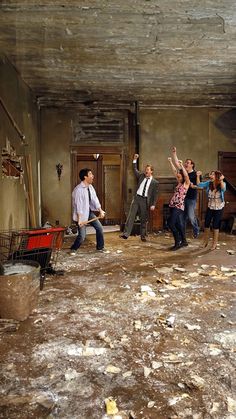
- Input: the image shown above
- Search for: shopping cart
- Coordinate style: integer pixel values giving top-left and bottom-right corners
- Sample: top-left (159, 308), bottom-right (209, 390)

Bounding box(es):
top-left (0, 227), bottom-right (65, 289)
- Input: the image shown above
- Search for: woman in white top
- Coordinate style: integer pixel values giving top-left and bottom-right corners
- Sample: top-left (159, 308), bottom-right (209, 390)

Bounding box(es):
top-left (197, 170), bottom-right (226, 250)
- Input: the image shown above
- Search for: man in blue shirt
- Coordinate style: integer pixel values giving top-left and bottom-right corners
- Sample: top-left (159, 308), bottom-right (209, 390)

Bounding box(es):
top-left (70, 168), bottom-right (105, 255)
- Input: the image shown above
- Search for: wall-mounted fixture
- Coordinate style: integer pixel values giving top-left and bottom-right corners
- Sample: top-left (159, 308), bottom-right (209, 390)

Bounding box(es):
top-left (56, 163), bottom-right (63, 180)
top-left (93, 154), bottom-right (100, 160)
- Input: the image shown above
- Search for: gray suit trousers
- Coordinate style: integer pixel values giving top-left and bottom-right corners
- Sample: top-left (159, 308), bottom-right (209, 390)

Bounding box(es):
top-left (124, 195), bottom-right (148, 237)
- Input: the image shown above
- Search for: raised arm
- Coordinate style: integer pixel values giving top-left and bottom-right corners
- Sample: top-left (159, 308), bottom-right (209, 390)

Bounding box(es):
top-left (196, 171), bottom-right (202, 185)
top-left (172, 146), bottom-right (182, 169)
top-left (168, 157), bottom-right (178, 179)
top-left (133, 153), bottom-right (141, 178)
top-left (219, 174), bottom-right (226, 191)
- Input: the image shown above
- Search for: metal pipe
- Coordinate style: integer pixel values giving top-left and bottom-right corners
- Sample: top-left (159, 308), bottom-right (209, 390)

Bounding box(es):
top-left (0, 96), bottom-right (27, 145)
top-left (134, 101), bottom-right (140, 168)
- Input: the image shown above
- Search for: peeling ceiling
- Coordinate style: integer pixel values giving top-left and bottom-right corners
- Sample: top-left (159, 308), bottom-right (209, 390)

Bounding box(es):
top-left (0, 0), bottom-right (236, 107)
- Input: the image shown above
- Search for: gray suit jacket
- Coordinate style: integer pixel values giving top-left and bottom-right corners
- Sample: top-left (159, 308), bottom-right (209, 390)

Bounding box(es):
top-left (133, 162), bottom-right (158, 208)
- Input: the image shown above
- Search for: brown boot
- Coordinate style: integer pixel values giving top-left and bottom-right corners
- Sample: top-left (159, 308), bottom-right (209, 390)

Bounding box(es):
top-left (211, 229), bottom-right (219, 250)
top-left (202, 228), bottom-right (210, 248)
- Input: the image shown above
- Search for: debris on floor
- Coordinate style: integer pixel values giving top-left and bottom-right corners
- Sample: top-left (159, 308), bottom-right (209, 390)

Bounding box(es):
top-left (0, 231), bottom-right (235, 418)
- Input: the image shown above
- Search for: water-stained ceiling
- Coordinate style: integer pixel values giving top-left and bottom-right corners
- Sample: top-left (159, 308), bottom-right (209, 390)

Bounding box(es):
top-left (0, 0), bottom-right (236, 108)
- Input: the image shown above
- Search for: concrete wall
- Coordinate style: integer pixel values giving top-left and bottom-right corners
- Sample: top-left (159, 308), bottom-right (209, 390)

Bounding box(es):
top-left (0, 55), bottom-right (39, 230)
top-left (140, 108), bottom-right (236, 177)
top-left (40, 108), bottom-right (72, 226)
top-left (40, 106), bottom-right (236, 226)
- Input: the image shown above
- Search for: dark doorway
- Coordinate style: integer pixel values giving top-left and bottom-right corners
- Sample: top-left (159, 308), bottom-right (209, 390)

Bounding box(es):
top-left (218, 151), bottom-right (236, 220)
top-left (102, 154), bottom-right (121, 225)
top-left (72, 150), bottom-right (123, 226)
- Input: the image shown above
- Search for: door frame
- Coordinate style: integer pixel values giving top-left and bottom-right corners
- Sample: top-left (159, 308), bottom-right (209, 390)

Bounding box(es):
top-left (71, 145), bottom-right (126, 224)
top-left (218, 151), bottom-right (236, 172)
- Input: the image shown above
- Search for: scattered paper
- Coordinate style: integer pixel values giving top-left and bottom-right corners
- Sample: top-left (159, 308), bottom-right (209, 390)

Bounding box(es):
top-left (105, 365), bottom-right (121, 374)
top-left (105, 397), bottom-right (119, 415)
top-left (144, 366), bottom-right (152, 378)
top-left (184, 324), bottom-right (201, 331)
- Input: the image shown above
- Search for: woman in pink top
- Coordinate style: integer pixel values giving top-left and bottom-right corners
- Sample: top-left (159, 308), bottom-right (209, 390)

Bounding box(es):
top-left (168, 155), bottom-right (190, 250)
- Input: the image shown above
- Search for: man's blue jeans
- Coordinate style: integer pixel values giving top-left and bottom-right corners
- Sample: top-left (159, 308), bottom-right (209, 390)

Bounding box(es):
top-left (71, 211), bottom-right (104, 251)
top-left (184, 198), bottom-right (199, 236)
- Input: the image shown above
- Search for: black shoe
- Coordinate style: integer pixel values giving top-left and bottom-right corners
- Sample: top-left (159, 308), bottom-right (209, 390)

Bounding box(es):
top-left (180, 241), bottom-right (188, 247)
top-left (193, 232), bottom-right (199, 239)
top-left (119, 234), bottom-right (128, 239)
top-left (169, 244), bottom-right (182, 251)
top-left (141, 236), bottom-right (147, 242)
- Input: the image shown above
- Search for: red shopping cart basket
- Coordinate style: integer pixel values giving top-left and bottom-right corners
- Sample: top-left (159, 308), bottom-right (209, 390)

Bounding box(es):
top-left (0, 227), bottom-right (65, 289)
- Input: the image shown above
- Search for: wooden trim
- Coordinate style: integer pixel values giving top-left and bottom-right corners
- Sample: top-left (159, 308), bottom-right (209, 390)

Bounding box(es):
top-left (25, 155), bottom-right (37, 228)
top-left (120, 150), bottom-right (126, 224)
top-left (71, 145), bottom-right (123, 155)
top-left (218, 151), bottom-right (236, 160)
top-left (71, 152), bottom-right (77, 189)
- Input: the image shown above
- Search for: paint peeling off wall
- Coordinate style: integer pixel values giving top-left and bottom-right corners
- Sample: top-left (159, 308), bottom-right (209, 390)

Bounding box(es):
top-left (0, 55), bottom-right (39, 230)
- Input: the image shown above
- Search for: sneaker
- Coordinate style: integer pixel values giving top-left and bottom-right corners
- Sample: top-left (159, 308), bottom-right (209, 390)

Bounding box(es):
top-left (119, 234), bottom-right (128, 239)
top-left (141, 236), bottom-right (147, 242)
top-left (97, 248), bottom-right (107, 252)
top-left (70, 251), bottom-right (77, 256)
top-left (193, 232), bottom-right (199, 239)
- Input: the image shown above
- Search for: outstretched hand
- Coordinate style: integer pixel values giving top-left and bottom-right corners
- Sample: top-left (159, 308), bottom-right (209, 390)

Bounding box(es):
top-left (168, 157), bottom-right (172, 162)
top-left (134, 153), bottom-right (139, 160)
top-left (172, 146), bottom-right (177, 153)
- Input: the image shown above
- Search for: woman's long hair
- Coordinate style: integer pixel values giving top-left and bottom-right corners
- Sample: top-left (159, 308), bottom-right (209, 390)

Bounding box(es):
top-left (179, 169), bottom-right (185, 184)
top-left (210, 170), bottom-right (222, 191)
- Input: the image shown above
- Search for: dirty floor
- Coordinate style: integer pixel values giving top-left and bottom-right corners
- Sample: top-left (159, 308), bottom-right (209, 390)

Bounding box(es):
top-left (0, 231), bottom-right (236, 419)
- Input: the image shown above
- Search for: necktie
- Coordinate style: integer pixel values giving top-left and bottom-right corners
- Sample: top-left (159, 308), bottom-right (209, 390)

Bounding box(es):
top-left (88, 187), bottom-right (91, 203)
top-left (142, 178), bottom-right (149, 197)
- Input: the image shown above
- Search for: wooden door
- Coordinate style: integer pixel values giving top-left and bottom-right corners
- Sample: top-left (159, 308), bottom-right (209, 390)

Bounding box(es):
top-left (103, 165), bottom-right (121, 225)
top-left (218, 151), bottom-right (236, 219)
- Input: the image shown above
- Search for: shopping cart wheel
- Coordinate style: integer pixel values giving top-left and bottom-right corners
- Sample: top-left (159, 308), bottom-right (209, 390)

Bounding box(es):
top-left (46, 266), bottom-right (64, 276)
top-left (40, 273), bottom-right (45, 290)
top-left (0, 263), bottom-right (4, 275)
top-left (54, 269), bottom-right (64, 276)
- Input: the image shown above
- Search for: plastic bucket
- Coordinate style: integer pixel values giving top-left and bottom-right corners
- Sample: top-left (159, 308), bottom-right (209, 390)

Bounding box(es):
top-left (0, 260), bottom-right (40, 321)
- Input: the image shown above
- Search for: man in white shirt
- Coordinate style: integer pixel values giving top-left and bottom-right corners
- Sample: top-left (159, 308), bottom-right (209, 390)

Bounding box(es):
top-left (120, 154), bottom-right (158, 241)
top-left (70, 168), bottom-right (105, 254)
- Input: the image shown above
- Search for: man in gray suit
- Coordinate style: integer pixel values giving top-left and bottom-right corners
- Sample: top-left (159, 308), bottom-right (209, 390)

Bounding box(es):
top-left (120, 154), bottom-right (158, 241)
